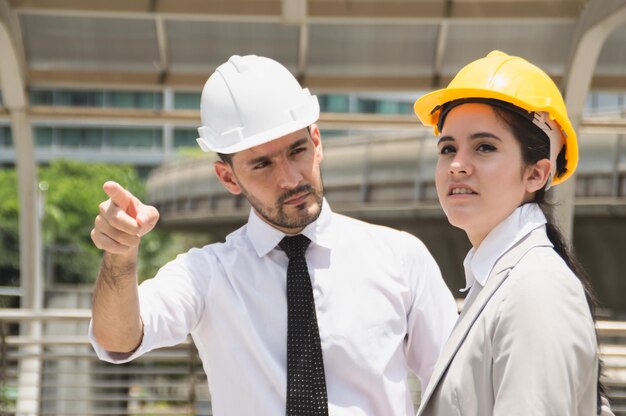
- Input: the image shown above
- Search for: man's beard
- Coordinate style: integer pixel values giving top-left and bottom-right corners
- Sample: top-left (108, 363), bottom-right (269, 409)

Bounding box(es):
top-left (242, 179), bottom-right (324, 231)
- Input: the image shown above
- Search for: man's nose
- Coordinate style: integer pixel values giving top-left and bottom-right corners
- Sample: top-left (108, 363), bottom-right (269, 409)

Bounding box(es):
top-left (276, 160), bottom-right (303, 189)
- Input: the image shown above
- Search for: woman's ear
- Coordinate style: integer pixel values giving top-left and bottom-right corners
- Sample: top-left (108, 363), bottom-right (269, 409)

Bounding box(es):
top-left (525, 158), bottom-right (552, 193)
top-left (214, 161), bottom-right (242, 195)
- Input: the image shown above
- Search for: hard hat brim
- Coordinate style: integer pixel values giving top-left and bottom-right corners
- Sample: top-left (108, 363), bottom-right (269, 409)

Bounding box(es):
top-left (197, 102), bottom-right (320, 155)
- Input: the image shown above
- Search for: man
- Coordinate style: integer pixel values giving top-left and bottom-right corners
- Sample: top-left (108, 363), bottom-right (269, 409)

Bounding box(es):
top-left (89, 54), bottom-right (457, 416)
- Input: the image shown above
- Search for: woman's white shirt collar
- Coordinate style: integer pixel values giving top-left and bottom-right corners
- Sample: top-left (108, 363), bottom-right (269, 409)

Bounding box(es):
top-left (461, 203), bottom-right (550, 292)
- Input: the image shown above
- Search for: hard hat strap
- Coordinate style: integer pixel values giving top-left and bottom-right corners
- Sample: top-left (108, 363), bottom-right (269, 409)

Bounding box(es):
top-left (531, 111), bottom-right (564, 190)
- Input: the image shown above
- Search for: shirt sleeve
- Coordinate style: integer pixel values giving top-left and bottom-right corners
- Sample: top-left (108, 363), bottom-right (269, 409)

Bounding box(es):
top-left (89, 251), bottom-right (208, 363)
top-left (490, 258), bottom-right (598, 415)
top-left (403, 233), bottom-right (458, 390)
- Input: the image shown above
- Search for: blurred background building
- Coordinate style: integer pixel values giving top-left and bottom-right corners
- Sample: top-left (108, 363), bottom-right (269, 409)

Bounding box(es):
top-left (0, 0), bottom-right (625, 415)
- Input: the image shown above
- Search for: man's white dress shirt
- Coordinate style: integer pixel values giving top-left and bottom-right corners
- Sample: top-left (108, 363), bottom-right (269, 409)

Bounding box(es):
top-left (90, 200), bottom-right (457, 415)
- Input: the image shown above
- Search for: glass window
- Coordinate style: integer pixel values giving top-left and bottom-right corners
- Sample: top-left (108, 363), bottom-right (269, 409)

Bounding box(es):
top-left (357, 99), bottom-right (378, 114)
top-left (356, 98), bottom-right (413, 115)
top-left (174, 92), bottom-right (201, 109)
top-left (30, 88), bottom-right (164, 109)
top-left (73, 91), bottom-right (102, 107)
top-left (31, 89), bottom-right (105, 107)
top-left (108, 128), bottom-right (162, 148)
top-left (0, 126), bottom-right (12, 147)
top-left (110, 91), bottom-right (135, 108)
top-left (58, 128), bottom-right (82, 147)
top-left (35, 127), bottom-right (53, 147)
top-left (319, 128), bottom-right (351, 138)
top-left (596, 92), bottom-right (619, 112)
top-left (318, 95), bottom-right (349, 113)
top-left (588, 91), bottom-right (621, 115)
top-left (30, 89), bottom-right (54, 106)
top-left (84, 128), bottom-right (103, 147)
top-left (136, 92), bottom-right (162, 109)
top-left (54, 91), bottom-right (72, 106)
top-left (174, 128), bottom-right (198, 148)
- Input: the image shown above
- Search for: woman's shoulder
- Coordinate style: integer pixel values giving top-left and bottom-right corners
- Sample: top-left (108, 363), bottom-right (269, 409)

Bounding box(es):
top-left (509, 246), bottom-right (577, 287)
top-left (496, 246), bottom-right (591, 321)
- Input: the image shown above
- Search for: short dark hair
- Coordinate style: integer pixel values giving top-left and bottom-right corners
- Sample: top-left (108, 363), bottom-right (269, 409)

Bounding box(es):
top-left (217, 153), bottom-right (233, 165)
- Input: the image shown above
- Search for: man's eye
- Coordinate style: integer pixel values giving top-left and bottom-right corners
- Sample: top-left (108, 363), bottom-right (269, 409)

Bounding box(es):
top-left (254, 161), bottom-right (270, 170)
top-left (291, 147), bottom-right (306, 156)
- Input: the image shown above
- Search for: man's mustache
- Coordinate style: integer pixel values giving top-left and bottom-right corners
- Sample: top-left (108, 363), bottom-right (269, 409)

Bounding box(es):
top-left (277, 184), bottom-right (314, 205)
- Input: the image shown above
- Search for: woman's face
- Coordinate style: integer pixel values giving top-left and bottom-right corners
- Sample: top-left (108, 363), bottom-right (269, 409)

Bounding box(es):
top-left (435, 103), bottom-right (544, 247)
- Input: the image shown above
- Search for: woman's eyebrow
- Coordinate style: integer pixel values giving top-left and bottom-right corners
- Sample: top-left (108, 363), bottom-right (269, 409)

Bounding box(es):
top-left (437, 136), bottom-right (454, 145)
top-left (469, 132), bottom-right (502, 142)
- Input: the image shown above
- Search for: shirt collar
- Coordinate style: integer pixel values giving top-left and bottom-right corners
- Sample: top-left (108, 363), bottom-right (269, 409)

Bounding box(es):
top-left (246, 198), bottom-right (334, 257)
top-left (461, 203), bottom-right (549, 292)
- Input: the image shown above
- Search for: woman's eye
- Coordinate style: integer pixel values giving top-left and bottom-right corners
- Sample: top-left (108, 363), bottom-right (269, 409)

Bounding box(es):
top-left (477, 143), bottom-right (496, 152)
top-left (439, 145), bottom-right (456, 155)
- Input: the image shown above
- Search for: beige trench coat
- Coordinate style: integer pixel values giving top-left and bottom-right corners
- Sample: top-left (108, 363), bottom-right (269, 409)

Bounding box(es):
top-left (417, 226), bottom-right (607, 416)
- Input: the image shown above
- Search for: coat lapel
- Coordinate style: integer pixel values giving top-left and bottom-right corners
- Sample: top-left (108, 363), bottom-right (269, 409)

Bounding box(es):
top-left (417, 227), bottom-right (552, 415)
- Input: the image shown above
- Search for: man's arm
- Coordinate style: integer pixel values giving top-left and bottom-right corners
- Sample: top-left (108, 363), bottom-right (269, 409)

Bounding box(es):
top-left (90, 181), bottom-right (159, 353)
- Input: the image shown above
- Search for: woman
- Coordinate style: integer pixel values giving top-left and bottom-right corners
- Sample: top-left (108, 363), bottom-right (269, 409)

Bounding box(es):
top-left (413, 51), bottom-right (613, 415)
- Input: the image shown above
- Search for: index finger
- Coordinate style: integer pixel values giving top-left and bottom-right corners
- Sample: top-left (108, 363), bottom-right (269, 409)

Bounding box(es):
top-left (103, 181), bottom-right (138, 218)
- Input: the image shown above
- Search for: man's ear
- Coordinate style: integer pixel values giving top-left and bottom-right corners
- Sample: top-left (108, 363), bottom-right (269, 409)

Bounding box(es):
top-left (525, 158), bottom-right (552, 193)
top-left (214, 161), bottom-right (242, 195)
top-left (309, 124), bottom-right (323, 163)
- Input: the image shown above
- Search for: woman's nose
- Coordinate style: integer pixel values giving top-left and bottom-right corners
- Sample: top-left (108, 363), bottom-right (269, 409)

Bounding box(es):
top-left (449, 152), bottom-right (470, 175)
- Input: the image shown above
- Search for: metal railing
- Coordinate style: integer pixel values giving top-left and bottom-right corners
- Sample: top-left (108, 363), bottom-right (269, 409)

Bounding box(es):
top-left (0, 309), bottom-right (211, 416)
top-left (1, 309), bottom-right (625, 415)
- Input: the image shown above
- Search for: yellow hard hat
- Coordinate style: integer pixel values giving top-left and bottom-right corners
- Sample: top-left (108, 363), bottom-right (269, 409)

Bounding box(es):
top-left (414, 50), bottom-right (577, 186)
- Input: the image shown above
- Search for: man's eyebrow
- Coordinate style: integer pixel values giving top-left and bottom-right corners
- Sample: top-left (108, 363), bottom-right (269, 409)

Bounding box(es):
top-left (246, 137), bottom-right (310, 166)
top-left (288, 138), bottom-right (308, 150)
top-left (247, 154), bottom-right (271, 166)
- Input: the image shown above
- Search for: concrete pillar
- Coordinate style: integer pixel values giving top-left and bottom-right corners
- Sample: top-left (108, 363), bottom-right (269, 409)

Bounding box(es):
top-left (0, 17), bottom-right (43, 416)
top-left (163, 88), bottom-right (175, 162)
top-left (556, 0), bottom-right (626, 242)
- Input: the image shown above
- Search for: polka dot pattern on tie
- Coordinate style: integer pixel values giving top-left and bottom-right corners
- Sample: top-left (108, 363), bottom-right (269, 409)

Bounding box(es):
top-left (279, 234), bottom-right (329, 416)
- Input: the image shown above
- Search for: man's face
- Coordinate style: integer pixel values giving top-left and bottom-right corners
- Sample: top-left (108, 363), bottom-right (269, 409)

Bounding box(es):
top-left (215, 125), bottom-right (325, 234)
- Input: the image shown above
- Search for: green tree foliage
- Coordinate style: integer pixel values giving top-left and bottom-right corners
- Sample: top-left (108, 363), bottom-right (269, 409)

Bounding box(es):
top-left (0, 169), bottom-right (20, 287)
top-left (0, 160), bottom-right (180, 292)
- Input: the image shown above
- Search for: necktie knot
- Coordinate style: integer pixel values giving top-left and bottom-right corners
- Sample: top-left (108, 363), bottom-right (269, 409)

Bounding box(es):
top-left (279, 234), bottom-right (311, 259)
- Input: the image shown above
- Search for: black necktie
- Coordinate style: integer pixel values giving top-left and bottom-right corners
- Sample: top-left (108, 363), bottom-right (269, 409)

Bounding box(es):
top-left (279, 234), bottom-right (329, 416)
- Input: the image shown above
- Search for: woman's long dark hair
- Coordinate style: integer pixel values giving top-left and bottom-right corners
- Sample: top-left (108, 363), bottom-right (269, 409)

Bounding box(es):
top-left (492, 104), bottom-right (607, 414)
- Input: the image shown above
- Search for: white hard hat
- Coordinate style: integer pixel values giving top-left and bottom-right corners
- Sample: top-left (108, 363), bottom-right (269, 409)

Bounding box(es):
top-left (196, 55), bottom-right (320, 154)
